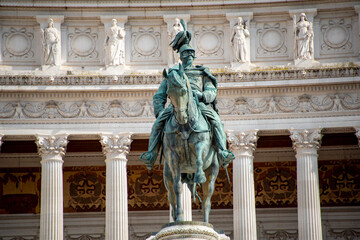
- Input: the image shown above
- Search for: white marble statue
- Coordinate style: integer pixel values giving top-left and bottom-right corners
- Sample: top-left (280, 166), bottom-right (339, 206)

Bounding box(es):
top-left (41, 18), bottom-right (60, 66)
top-left (168, 18), bottom-right (183, 64)
top-left (294, 13), bottom-right (314, 60)
top-left (104, 19), bottom-right (126, 66)
top-left (231, 17), bottom-right (250, 63)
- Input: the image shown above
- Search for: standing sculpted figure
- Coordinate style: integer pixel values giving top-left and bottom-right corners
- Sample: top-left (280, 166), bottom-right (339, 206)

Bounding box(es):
top-left (231, 17), bottom-right (250, 62)
top-left (168, 18), bottom-right (183, 65)
top-left (41, 18), bottom-right (60, 66)
top-left (104, 19), bottom-right (126, 66)
top-left (295, 13), bottom-right (314, 60)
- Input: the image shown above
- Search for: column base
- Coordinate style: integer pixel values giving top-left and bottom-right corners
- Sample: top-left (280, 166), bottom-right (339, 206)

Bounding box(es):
top-left (147, 221), bottom-right (229, 240)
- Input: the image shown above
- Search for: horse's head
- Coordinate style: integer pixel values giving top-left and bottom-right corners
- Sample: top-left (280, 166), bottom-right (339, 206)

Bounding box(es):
top-left (165, 65), bottom-right (189, 125)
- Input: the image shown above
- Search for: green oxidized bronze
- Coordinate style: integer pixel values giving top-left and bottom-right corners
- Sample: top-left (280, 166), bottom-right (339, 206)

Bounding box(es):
top-left (140, 19), bottom-right (234, 223)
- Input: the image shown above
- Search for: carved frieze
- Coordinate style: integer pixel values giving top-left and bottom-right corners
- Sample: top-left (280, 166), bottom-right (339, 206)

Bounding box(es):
top-left (65, 234), bottom-right (104, 240)
top-left (217, 93), bottom-right (360, 116)
top-left (327, 229), bottom-right (360, 240)
top-left (0, 92), bottom-right (359, 120)
top-left (2, 27), bottom-right (34, 61)
top-left (131, 27), bottom-right (161, 61)
top-left (0, 100), bottom-right (154, 119)
top-left (194, 25), bottom-right (224, 58)
top-left (320, 18), bottom-right (353, 55)
top-left (68, 28), bottom-right (99, 62)
top-left (260, 229), bottom-right (298, 240)
top-left (256, 22), bottom-right (288, 58)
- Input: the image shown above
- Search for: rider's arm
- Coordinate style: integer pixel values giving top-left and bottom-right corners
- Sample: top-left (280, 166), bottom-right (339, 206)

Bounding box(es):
top-left (202, 76), bottom-right (217, 104)
top-left (153, 79), bottom-right (168, 118)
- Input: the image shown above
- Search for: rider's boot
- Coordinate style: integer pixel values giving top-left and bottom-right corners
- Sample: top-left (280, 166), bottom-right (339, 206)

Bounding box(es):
top-left (194, 159), bottom-right (206, 184)
top-left (218, 149), bottom-right (235, 168)
top-left (140, 151), bottom-right (157, 170)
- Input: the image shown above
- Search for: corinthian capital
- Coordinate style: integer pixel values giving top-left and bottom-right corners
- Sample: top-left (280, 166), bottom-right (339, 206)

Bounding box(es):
top-left (355, 127), bottom-right (360, 147)
top-left (289, 128), bottom-right (322, 150)
top-left (0, 134), bottom-right (3, 149)
top-left (226, 130), bottom-right (259, 151)
top-left (36, 134), bottom-right (69, 158)
top-left (100, 133), bottom-right (132, 156)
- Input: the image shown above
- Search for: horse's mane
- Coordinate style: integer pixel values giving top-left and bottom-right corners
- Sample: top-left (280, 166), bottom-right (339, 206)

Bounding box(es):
top-left (167, 68), bottom-right (186, 89)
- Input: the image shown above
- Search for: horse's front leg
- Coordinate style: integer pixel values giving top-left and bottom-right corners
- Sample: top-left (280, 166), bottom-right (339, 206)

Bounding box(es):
top-left (173, 165), bottom-right (184, 222)
top-left (164, 161), bottom-right (177, 221)
top-left (194, 141), bottom-right (207, 184)
top-left (202, 155), bottom-right (219, 223)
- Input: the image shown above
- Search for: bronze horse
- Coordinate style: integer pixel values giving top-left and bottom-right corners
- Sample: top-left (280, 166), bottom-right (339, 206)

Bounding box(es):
top-left (162, 64), bottom-right (219, 222)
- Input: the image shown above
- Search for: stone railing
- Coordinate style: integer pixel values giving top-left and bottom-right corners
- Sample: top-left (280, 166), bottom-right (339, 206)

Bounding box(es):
top-left (0, 67), bottom-right (358, 86)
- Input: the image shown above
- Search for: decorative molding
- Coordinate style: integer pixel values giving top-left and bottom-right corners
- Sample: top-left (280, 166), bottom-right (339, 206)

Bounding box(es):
top-left (320, 18), bottom-right (353, 54)
top-left (2, 28), bottom-right (34, 60)
top-left (131, 27), bottom-right (161, 60)
top-left (256, 22), bottom-right (288, 58)
top-left (68, 28), bottom-right (98, 61)
top-left (289, 128), bottom-right (322, 150)
top-left (35, 134), bottom-right (69, 158)
top-left (194, 25), bottom-right (224, 58)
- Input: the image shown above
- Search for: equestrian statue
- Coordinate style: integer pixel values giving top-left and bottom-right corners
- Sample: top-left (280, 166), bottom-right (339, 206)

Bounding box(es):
top-left (140, 19), bottom-right (235, 223)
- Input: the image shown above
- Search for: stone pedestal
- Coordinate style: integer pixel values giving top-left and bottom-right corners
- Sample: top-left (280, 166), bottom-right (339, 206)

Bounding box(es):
top-left (230, 61), bottom-right (255, 71)
top-left (148, 222), bottom-right (229, 240)
top-left (294, 59), bottom-right (320, 68)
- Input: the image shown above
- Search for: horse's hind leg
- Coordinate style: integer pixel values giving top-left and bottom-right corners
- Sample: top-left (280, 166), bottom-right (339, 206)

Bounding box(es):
top-left (202, 155), bottom-right (219, 223)
top-left (164, 162), bottom-right (177, 221)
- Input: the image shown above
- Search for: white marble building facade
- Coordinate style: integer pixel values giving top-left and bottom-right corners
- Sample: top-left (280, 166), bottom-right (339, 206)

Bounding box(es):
top-left (0, 0), bottom-right (360, 240)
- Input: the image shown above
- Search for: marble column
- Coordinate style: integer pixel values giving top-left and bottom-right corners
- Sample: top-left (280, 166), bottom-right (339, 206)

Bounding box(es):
top-left (227, 130), bottom-right (259, 240)
top-left (289, 128), bottom-right (323, 240)
top-left (35, 134), bottom-right (68, 240)
top-left (100, 133), bottom-right (132, 240)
